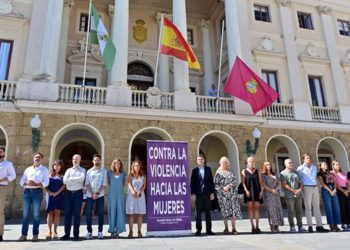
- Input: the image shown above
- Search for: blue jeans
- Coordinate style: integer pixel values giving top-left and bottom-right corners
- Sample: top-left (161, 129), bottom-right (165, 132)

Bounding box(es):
top-left (21, 189), bottom-right (43, 236)
top-left (64, 190), bottom-right (83, 237)
top-left (86, 196), bottom-right (104, 233)
top-left (321, 184), bottom-right (341, 225)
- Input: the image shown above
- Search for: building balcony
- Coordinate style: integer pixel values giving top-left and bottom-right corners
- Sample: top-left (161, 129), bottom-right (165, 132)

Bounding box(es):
top-left (0, 80), bottom-right (344, 125)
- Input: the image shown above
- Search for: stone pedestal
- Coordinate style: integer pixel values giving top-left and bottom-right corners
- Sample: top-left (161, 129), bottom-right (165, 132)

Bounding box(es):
top-left (294, 102), bottom-right (312, 121)
top-left (15, 80), bottom-right (59, 101)
top-left (174, 92), bottom-right (196, 111)
top-left (106, 85), bottom-right (132, 107)
top-left (339, 105), bottom-right (350, 124)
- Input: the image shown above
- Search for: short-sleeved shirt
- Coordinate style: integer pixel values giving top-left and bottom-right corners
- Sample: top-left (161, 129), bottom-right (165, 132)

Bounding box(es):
top-left (280, 169), bottom-right (301, 199)
top-left (85, 166), bottom-right (107, 198)
top-left (297, 164), bottom-right (317, 186)
top-left (317, 171), bottom-right (335, 186)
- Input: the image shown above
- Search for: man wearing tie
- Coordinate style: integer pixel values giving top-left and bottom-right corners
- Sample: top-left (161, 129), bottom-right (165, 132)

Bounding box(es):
top-left (190, 154), bottom-right (215, 236)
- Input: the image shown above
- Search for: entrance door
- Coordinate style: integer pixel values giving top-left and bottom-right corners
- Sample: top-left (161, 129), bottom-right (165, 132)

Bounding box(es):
top-left (59, 141), bottom-right (98, 171)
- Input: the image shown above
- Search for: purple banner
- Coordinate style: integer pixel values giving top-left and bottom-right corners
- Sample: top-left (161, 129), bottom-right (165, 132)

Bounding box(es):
top-left (146, 141), bottom-right (191, 233)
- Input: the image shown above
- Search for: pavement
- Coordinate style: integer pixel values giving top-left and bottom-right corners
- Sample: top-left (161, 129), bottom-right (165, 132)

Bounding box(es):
top-left (2, 209), bottom-right (350, 249)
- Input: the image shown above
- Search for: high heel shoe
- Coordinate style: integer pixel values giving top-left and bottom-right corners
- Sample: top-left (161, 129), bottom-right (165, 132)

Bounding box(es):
top-left (128, 231), bottom-right (133, 238)
top-left (46, 232), bottom-right (52, 240)
top-left (138, 231), bottom-right (142, 238)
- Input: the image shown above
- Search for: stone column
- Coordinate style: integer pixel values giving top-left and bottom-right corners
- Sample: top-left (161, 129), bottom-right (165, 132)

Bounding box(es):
top-left (57, 0), bottom-right (74, 83)
top-left (106, 0), bottom-right (131, 106)
top-left (222, 0), bottom-right (253, 115)
top-left (172, 0), bottom-right (196, 111)
top-left (276, 0), bottom-right (312, 121)
top-left (156, 12), bottom-right (170, 92)
top-left (318, 5), bottom-right (350, 123)
top-left (39, 0), bottom-right (65, 81)
top-left (199, 19), bottom-right (214, 95)
top-left (17, 0), bottom-right (63, 101)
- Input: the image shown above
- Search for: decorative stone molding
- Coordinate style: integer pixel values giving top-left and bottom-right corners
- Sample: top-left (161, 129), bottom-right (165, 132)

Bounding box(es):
top-left (133, 19), bottom-right (147, 43)
top-left (0, 0), bottom-right (24, 18)
top-left (301, 43), bottom-right (320, 58)
top-left (108, 4), bottom-right (114, 16)
top-left (199, 19), bottom-right (210, 30)
top-left (256, 36), bottom-right (280, 53)
top-left (275, 0), bottom-right (292, 7)
top-left (64, 0), bottom-right (75, 9)
top-left (317, 5), bottom-right (332, 15)
top-left (146, 87), bottom-right (162, 109)
top-left (72, 38), bottom-right (102, 61)
top-left (155, 12), bottom-right (172, 23)
top-left (341, 49), bottom-right (350, 66)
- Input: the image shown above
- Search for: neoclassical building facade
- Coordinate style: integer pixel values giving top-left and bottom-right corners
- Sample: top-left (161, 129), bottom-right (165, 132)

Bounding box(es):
top-left (1, 0), bottom-right (350, 216)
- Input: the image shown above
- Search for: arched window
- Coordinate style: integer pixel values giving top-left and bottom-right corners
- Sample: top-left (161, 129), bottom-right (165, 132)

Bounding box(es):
top-left (127, 62), bottom-right (154, 90)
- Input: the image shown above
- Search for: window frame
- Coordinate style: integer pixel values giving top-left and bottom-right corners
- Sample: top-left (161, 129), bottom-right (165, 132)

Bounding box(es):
top-left (187, 28), bottom-right (194, 46)
top-left (297, 12), bottom-right (314, 30)
top-left (262, 70), bottom-right (280, 103)
top-left (308, 76), bottom-right (326, 107)
top-left (0, 39), bottom-right (14, 80)
top-left (79, 12), bottom-right (90, 33)
top-left (337, 19), bottom-right (350, 36)
top-left (254, 4), bottom-right (271, 23)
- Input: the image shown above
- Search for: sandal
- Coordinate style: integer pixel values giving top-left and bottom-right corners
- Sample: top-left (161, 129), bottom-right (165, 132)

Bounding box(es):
top-left (232, 229), bottom-right (238, 235)
top-left (46, 233), bottom-right (52, 240)
top-left (223, 228), bottom-right (229, 235)
top-left (128, 231), bottom-right (133, 238)
top-left (137, 231), bottom-right (142, 238)
top-left (53, 233), bottom-right (58, 239)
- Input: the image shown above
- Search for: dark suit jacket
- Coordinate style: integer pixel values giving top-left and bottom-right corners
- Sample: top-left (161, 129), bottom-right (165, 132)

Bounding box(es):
top-left (190, 165), bottom-right (215, 197)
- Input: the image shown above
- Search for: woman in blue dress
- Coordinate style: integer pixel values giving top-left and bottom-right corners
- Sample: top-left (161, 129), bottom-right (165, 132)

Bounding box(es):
top-left (45, 160), bottom-right (65, 239)
top-left (108, 159), bottom-right (127, 238)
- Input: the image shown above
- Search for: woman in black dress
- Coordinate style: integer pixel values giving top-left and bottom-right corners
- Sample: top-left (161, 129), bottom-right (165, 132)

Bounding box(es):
top-left (242, 156), bottom-right (263, 234)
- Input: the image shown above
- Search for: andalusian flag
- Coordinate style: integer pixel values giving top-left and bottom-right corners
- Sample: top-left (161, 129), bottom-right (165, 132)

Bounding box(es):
top-left (90, 4), bottom-right (116, 71)
top-left (160, 17), bottom-right (200, 70)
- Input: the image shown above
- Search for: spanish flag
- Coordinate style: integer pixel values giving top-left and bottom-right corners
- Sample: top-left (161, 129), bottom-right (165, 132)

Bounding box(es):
top-left (160, 17), bottom-right (200, 70)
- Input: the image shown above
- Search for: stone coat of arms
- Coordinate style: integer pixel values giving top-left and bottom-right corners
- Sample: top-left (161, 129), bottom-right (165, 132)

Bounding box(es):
top-left (133, 19), bottom-right (147, 43)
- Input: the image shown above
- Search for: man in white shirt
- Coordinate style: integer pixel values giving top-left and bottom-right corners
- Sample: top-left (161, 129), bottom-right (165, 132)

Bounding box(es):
top-left (0, 146), bottom-right (16, 242)
top-left (84, 154), bottom-right (107, 240)
top-left (297, 153), bottom-right (329, 233)
top-left (61, 154), bottom-right (86, 241)
top-left (18, 152), bottom-right (49, 242)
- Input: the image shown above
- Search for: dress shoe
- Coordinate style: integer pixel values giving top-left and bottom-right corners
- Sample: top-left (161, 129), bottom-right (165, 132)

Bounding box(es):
top-left (308, 226), bottom-right (313, 233)
top-left (60, 235), bottom-right (70, 241)
top-left (18, 235), bottom-right (27, 241)
top-left (0, 235), bottom-right (3, 242)
top-left (73, 236), bottom-right (80, 241)
top-left (316, 226), bottom-right (329, 232)
top-left (195, 231), bottom-right (201, 236)
top-left (32, 235), bottom-right (39, 242)
top-left (206, 231), bottom-right (215, 236)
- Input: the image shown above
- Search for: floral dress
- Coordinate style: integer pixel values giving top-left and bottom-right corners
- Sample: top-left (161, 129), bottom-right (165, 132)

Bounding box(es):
top-left (214, 169), bottom-right (242, 219)
top-left (262, 174), bottom-right (284, 226)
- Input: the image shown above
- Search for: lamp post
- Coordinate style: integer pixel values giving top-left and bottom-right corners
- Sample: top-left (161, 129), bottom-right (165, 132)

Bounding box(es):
top-left (30, 114), bottom-right (41, 152)
top-left (246, 127), bottom-right (261, 156)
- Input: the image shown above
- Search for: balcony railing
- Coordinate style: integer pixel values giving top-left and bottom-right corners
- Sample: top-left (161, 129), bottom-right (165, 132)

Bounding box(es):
top-left (0, 80), bottom-right (17, 101)
top-left (196, 96), bottom-right (235, 114)
top-left (131, 90), bottom-right (174, 110)
top-left (263, 103), bottom-right (295, 120)
top-left (311, 106), bottom-right (341, 123)
top-left (58, 84), bottom-right (107, 105)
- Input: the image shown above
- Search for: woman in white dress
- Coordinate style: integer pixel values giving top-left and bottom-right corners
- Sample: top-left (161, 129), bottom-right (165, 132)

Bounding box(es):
top-left (126, 160), bottom-right (146, 238)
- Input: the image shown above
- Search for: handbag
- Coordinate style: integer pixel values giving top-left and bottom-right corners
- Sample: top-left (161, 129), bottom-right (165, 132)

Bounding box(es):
top-left (237, 182), bottom-right (244, 195)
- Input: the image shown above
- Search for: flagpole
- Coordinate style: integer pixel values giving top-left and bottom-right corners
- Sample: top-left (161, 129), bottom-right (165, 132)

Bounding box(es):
top-left (153, 13), bottom-right (164, 88)
top-left (216, 19), bottom-right (225, 111)
top-left (82, 0), bottom-right (93, 87)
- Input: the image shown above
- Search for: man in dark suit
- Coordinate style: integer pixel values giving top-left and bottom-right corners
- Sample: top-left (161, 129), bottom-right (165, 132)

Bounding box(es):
top-left (190, 154), bottom-right (215, 236)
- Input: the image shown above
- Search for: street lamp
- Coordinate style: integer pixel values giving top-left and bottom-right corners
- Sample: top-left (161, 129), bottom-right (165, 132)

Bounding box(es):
top-left (246, 127), bottom-right (261, 156)
top-left (30, 114), bottom-right (41, 152)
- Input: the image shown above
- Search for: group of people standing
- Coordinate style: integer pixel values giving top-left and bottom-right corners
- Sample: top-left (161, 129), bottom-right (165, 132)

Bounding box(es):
top-left (191, 153), bottom-right (350, 236)
top-left (1, 148), bottom-right (350, 241)
top-left (0, 151), bottom-right (147, 241)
